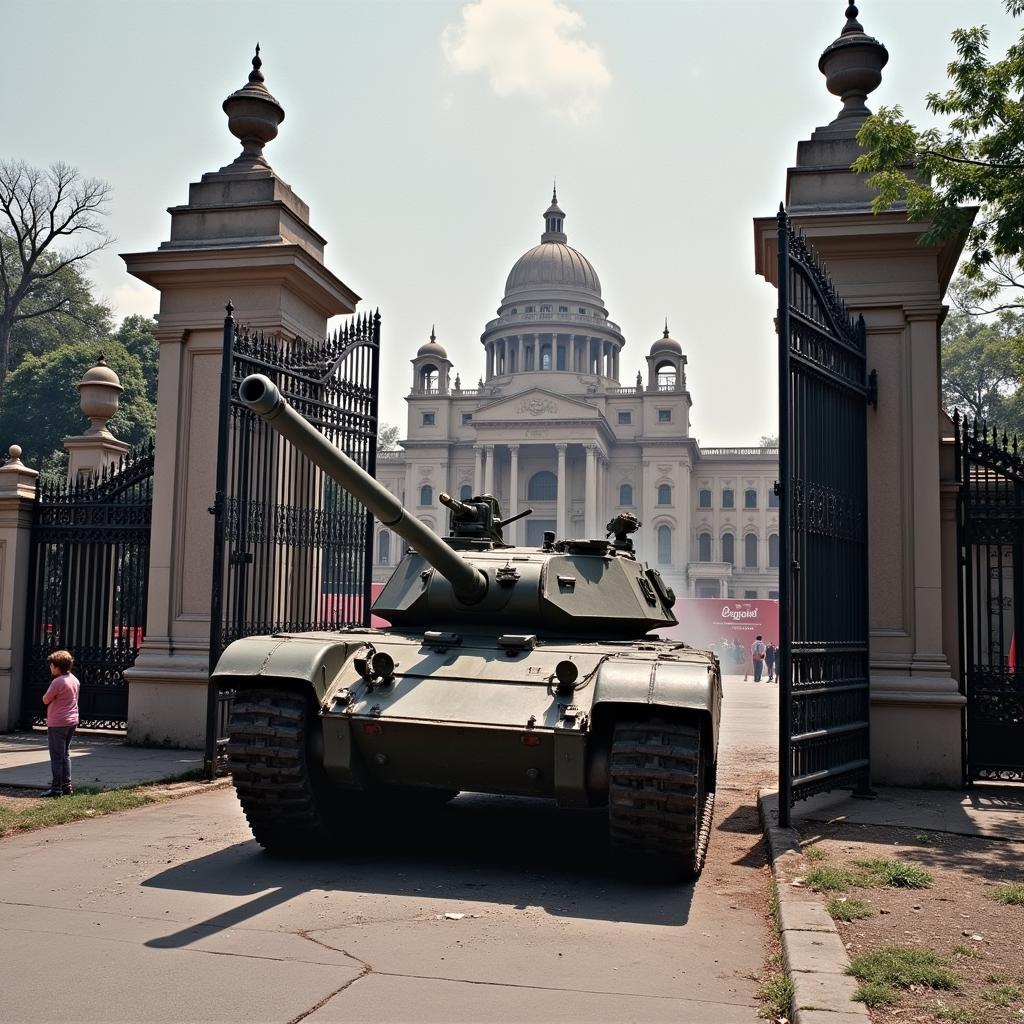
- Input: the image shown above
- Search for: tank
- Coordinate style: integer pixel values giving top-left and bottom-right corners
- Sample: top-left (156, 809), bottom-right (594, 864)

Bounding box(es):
top-left (213, 373), bottom-right (723, 878)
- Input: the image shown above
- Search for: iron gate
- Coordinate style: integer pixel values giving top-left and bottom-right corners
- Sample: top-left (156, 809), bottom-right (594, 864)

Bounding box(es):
top-left (955, 414), bottom-right (1024, 782)
top-left (23, 444), bottom-right (154, 729)
top-left (206, 303), bottom-right (380, 769)
top-left (776, 206), bottom-right (874, 826)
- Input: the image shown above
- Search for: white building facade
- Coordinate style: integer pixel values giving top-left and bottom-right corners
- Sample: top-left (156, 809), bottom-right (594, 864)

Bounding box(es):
top-left (373, 193), bottom-right (779, 600)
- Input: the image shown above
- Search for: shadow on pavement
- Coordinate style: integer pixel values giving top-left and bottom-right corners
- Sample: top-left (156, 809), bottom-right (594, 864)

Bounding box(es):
top-left (142, 792), bottom-right (695, 946)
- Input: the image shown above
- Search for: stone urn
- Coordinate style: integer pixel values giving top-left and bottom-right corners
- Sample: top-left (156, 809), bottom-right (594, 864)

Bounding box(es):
top-left (76, 356), bottom-right (123, 436)
top-left (818, 4), bottom-right (889, 122)
top-left (222, 45), bottom-right (285, 169)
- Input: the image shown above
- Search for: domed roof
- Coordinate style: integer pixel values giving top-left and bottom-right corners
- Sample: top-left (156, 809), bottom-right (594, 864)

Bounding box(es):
top-left (417, 326), bottom-right (447, 360)
top-left (502, 188), bottom-right (602, 300)
top-left (76, 355), bottom-right (122, 391)
top-left (651, 321), bottom-right (681, 355)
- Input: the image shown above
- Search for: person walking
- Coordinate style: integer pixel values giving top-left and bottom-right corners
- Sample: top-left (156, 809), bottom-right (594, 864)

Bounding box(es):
top-left (765, 641), bottom-right (777, 682)
top-left (41, 650), bottom-right (80, 797)
top-left (750, 635), bottom-right (767, 683)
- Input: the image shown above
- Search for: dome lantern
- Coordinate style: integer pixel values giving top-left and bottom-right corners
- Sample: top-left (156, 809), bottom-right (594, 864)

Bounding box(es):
top-left (541, 183), bottom-right (567, 244)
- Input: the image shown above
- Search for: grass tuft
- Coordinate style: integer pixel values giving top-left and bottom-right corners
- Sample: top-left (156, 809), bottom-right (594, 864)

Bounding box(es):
top-left (853, 980), bottom-right (897, 1007)
top-left (0, 787), bottom-right (154, 838)
top-left (951, 943), bottom-right (982, 959)
top-left (852, 857), bottom-right (933, 889)
top-left (933, 1004), bottom-right (978, 1023)
top-left (804, 865), bottom-right (861, 891)
top-left (757, 974), bottom-right (794, 1020)
top-left (847, 945), bottom-right (959, 993)
top-left (987, 882), bottom-right (1024, 906)
top-left (825, 896), bottom-right (874, 921)
top-left (983, 983), bottom-right (1022, 1007)
top-left (801, 844), bottom-right (827, 862)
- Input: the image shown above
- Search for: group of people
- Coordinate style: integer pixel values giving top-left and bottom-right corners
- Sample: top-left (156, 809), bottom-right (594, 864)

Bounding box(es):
top-left (717, 635), bottom-right (777, 682)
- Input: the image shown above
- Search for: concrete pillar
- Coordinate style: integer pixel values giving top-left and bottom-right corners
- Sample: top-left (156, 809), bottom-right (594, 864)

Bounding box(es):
top-left (483, 444), bottom-right (494, 496)
top-left (120, 50), bottom-right (358, 748)
top-left (508, 443), bottom-right (520, 544)
top-left (473, 445), bottom-right (484, 495)
top-left (584, 445), bottom-right (598, 537)
top-left (555, 443), bottom-right (568, 539)
top-left (0, 446), bottom-right (38, 731)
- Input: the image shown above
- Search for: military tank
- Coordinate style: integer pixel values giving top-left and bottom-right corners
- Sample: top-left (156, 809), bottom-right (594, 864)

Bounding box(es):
top-left (213, 373), bottom-right (722, 877)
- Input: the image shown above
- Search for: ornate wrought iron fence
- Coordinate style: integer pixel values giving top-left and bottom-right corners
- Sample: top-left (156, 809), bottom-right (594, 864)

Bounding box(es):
top-left (23, 444), bottom-right (154, 729)
top-left (955, 414), bottom-right (1024, 782)
top-left (776, 206), bottom-right (874, 825)
top-left (206, 304), bottom-right (380, 772)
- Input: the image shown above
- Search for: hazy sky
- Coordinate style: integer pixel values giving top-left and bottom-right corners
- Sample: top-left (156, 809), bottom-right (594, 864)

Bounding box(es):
top-left (3, 0), bottom-right (1016, 444)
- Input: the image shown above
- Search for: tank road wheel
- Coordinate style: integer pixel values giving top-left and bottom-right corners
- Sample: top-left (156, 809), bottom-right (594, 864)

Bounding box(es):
top-left (228, 687), bottom-right (343, 855)
top-left (608, 718), bottom-right (715, 880)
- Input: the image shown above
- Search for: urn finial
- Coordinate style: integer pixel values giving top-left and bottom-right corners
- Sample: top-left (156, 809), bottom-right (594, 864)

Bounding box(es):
top-left (222, 44), bottom-right (286, 170)
top-left (76, 356), bottom-right (123, 437)
top-left (818, 3), bottom-right (889, 125)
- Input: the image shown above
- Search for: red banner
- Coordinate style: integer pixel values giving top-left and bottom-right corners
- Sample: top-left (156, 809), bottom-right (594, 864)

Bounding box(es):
top-left (658, 599), bottom-right (779, 667)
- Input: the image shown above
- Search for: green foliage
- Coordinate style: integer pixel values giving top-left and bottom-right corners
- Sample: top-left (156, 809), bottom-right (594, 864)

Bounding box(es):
top-left (853, 2), bottom-right (1024, 276)
top-left (853, 980), bottom-right (897, 1007)
top-left (825, 896), bottom-right (874, 921)
top-left (801, 843), bottom-right (827, 862)
top-left (804, 864), bottom-right (861, 891)
top-left (984, 983), bottom-right (1023, 1006)
top-left (988, 881), bottom-right (1024, 905)
top-left (378, 421), bottom-right (401, 451)
top-left (952, 942), bottom-right (983, 959)
top-left (933, 1001), bottom-right (978, 1022)
top-left (757, 973), bottom-right (793, 1020)
top-left (847, 945), bottom-right (960, 994)
top-left (0, 787), bottom-right (154, 838)
top-left (114, 314), bottom-right (158, 404)
top-left (0, 340), bottom-right (154, 478)
top-left (852, 857), bottom-right (933, 889)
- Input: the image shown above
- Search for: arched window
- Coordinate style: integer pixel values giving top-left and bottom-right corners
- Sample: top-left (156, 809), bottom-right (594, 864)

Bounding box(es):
top-left (768, 533), bottom-right (779, 568)
top-left (420, 365), bottom-right (439, 392)
top-left (698, 488), bottom-right (712, 508)
top-left (460, 484), bottom-right (472, 501)
top-left (744, 488), bottom-right (758, 509)
top-left (619, 483), bottom-right (633, 506)
top-left (745, 533), bottom-right (758, 568)
top-left (419, 484), bottom-right (433, 507)
top-left (722, 532), bottom-right (734, 565)
top-left (657, 483), bottom-right (672, 505)
top-left (655, 360), bottom-right (677, 389)
top-left (657, 525), bottom-right (672, 565)
top-left (540, 345), bottom-right (552, 370)
top-left (528, 471), bottom-right (557, 501)
top-left (722, 488), bottom-right (734, 508)
top-left (378, 531), bottom-right (391, 565)
top-left (698, 532), bottom-right (712, 562)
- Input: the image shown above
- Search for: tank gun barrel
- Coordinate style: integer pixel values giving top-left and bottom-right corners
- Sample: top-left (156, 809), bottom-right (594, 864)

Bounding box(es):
top-left (439, 492), bottom-right (479, 520)
top-left (238, 374), bottom-right (488, 603)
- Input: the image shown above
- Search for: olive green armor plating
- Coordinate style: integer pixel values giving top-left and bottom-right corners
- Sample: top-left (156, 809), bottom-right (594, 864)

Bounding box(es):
top-left (215, 373), bottom-right (723, 877)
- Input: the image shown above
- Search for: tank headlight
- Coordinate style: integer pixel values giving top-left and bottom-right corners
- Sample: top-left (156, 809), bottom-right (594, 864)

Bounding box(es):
top-left (371, 651), bottom-right (396, 680)
top-left (554, 660), bottom-right (579, 689)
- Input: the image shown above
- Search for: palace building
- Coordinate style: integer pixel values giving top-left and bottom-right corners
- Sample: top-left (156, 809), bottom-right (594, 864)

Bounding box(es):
top-left (372, 191), bottom-right (779, 600)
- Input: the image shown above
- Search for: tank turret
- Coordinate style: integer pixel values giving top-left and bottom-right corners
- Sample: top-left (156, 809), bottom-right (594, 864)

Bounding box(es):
top-left (238, 373), bottom-right (678, 637)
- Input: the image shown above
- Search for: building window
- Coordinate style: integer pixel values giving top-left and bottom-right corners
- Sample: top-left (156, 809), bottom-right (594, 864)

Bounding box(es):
top-left (419, 485), bottom-right (433, 507)
top-left (722, 488), bottom-right (734, 508)
top-left (556, 346), bottom-right (567, 370)
top-left (745, 590), bottom-right (759, 599)
top-left (461, 413), bottom-right (472, 425)
top-left (617, 410), bottom-right (632, 425)
top-left (378, 531), bottom-right (391, 565)
top-left (655, 361), bottom-right (677, 389)
top-left (658, 409), bottom-right (672, 423)
top-left (540, 305), bottom-right (552, 313)
top-left (619, 483), bottom-right (633, 506)
top-left (578, 307), bottom-right (586, 314)
top-left (510, 308), bottom-right (518, 314)
top-left (657, 525), bottom-right (672, 565)
top-left (768, 486), bottom-right (780, 508)
top-left (744, 488), bottom-right (757, 509)
top-left (768, 533), bottom-right (779, 568)
top-left (657, 483), bottom-right (672, 505)
top-left (698, 532), bottom-right (712, 562)
top-left (526, 306), bottom-right (535, 313)
top-left (528, 470), bottom-right (557, 501)
top-left (422, 413), bottom-right (435, 427)
top-left (769, 590), bottom-right (780, 600)
top-left (559, 305), bottom-right (568, 313)
top-left (419, 365), bottom-right (439, 392)
top-left (460, 484), bottom-right (472, 500)
top-left (744, 533), bottom-right (758, 568)
top-left (698, 488), bottom-right (711, 508)
top-left (540, 345), bottom-right (552, 370)
top-left (722, 532), bottom-right (734, 565)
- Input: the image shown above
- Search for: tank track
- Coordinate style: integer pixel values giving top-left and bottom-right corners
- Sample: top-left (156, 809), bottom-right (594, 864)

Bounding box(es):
top-left (228, 688), bottom-right (339, 853)
top-left (608, 719), bottom-right (714, 878)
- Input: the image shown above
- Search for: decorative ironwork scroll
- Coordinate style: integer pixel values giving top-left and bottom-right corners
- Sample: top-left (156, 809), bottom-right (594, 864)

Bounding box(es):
top-left (23, 443), bottom-right (154, 729)
top-left (776, 206), bottom-right (873, 825)
top-left (955, 415), bottom-right (1024, 782)
top-left (206, 304), bottom-right (380, 771)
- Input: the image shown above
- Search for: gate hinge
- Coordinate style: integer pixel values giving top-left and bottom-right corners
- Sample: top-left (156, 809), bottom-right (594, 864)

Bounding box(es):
top-left (867, 369), bottom-right (879, 411)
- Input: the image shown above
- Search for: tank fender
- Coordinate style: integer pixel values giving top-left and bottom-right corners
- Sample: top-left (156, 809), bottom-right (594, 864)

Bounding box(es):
top-left (212, 635), bottom-right (370, 706)
top-left (592, 657), bottom-right (722, 758)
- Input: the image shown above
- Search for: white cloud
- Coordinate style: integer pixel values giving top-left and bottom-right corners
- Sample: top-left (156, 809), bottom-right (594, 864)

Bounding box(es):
top-left (441, 0), bottom-right (611, 124)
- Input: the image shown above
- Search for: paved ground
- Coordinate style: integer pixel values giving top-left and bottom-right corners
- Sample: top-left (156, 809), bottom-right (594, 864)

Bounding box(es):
top-left (0, 730), bottom-right (204, 790)
top-left (0, 675), bottom-right (778, 1024)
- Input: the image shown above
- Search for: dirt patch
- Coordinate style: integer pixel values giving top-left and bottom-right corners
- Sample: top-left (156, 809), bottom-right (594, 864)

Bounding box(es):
top-left (800, 820), bottom-right (1024, 1023)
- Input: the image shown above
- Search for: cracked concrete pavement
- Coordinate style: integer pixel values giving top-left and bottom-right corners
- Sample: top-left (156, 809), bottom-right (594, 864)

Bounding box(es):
top-left (0, 676), bottom-right (777, 1023)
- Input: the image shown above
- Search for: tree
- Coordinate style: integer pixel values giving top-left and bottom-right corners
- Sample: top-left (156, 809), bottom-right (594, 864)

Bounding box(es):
top-left (0, 161), bottom-right (112, 402)
top-left (115, 314), bottom-right (159, 403)
top-left (378, 422), bottom-right (401, 451)
top-left (0, 341), bottom-right (154, 480)
top-left (759, 434), bottom-right (779, 448)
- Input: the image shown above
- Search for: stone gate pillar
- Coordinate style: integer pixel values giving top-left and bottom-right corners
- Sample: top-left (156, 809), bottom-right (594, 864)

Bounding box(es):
top-left (754, 6), bottom-right (968, 785)
top-left (121, 48), bottom-right (358, 747)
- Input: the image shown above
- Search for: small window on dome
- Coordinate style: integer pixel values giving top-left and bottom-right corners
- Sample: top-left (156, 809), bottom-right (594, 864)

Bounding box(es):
top-left (540, 304), bottom-right (552, 313)
top-left (526, 306), bottom-right (535, 313)
top-left (510, 308), bottom-right (518, 314)
top-left (578, 307), bottom-right (586, 315)
top-left (558, 305), bottom-right (568, 313)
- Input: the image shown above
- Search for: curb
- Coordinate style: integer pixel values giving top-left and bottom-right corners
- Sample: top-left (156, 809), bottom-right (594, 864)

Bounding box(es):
top-left (5, 777), bottom-right (233, 797)
top-left (758, 788), bottom-right (869, 1024)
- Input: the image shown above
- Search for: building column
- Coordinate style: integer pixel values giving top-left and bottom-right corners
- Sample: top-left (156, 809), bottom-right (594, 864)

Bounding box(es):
top-left (483, 443), bottom-right (495, 496)
top-left (641, 457), bottom-right (653, 564)
top-left (556, 443), bottom-right (568, 540)
top-left (507, 443), bottom-right (520, 544)
top-left (473, 445), bottom-right (483, 495)
top-left (584, 444), bottom-right (598, 537)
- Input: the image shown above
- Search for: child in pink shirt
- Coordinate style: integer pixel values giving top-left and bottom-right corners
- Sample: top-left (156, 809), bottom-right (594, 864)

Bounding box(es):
top-left (42, 649), bottom-right (80, 797)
